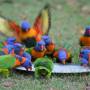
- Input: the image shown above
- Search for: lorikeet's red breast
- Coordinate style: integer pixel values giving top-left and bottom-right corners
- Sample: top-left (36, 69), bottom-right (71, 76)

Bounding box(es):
top-left (31, 49), bottom-right (46, 59)
top-left (80, 26), bottom-right (90, 46)
top-left (80, 36), bottom-right (90, 46)
top-left (45, 43), bottom-right (55, 55)
top-left (31, 40), bottom-right (46, 61)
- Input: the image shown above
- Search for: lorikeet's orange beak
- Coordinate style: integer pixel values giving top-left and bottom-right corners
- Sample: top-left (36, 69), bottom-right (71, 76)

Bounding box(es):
top-left (62, 60), bottom-right (66, 65)
top-left (40, 45), bottom-right (45, 51)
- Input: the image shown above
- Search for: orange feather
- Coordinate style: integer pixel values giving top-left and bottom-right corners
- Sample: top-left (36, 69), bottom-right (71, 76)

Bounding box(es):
top-left (80, 36), bottom-right (90, 46)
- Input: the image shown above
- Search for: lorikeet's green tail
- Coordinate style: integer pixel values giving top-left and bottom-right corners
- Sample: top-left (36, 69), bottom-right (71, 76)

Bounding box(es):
top-left (34, 57), bottom-right (53, 78)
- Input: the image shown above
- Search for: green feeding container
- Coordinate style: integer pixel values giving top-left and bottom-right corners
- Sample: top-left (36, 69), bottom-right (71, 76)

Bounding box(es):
top-left (34, 57), bottom-right (53, 78)
top-left (0, 55), bottom-right (16, 69)
top-left (0, 55), bottom-right (16, 77)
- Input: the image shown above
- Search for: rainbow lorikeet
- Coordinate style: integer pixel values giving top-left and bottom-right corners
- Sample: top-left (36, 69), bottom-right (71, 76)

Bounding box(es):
top-left (0, 37), bottom-right (16, 50)
top-left (80, 26), bottom-right (90, 47)
top-left (34, 57), bottom-right (53, 78)
top-left (0, 54), bottom-right (32, 77)
top-left (42, 35), bottom-right (55, 56)
top-left (79, 46), bottom-right (90, 66)
top-left (53, 48), bottom-right (72, 64)
top-left (30, 40), bottom-right (46, 61)
top-left (0, 4), bottom-right (51, 48)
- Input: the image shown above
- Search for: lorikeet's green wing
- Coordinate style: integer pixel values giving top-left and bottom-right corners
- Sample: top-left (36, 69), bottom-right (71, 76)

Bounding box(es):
top-left (33, 4), bottom-right (51, 35)
top-left (0, 55), bottom-right (16, 69)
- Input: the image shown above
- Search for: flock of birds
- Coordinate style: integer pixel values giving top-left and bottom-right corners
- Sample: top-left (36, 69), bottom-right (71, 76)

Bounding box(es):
top-left (0, 4), bottom-right (90, 77)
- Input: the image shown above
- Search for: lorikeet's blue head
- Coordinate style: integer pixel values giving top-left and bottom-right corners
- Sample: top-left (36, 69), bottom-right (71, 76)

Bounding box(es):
top-left (35, 40), bottom-right (45, 51)
top-left (14, 43), bottom-right (25, 54)
top-left (86, 26), bottom-right (90, 31)
top-left (7, 37), bottom-right (16, 45)
top-left (21, 20), bottom-right (31, 32)
top-left (42, 35), bottom-right (52, 46)
top-left (84, 26), bottom-right (90, 36)
top-left (58, 49), bottom-right (67, 61)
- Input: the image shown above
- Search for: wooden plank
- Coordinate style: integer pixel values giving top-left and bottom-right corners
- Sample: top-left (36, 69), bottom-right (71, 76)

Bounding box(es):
top-left (16, 63), bottom-right (90, 73)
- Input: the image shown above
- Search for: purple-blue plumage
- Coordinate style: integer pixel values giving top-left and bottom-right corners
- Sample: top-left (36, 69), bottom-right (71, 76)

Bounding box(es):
top-left (7, 37), bottom-right (16, 45)
top-left (80, 48), bottom-right (90, 60)
top-left (80, 47), bottom-right (90, 65)
top-left (84, 26), bottom-right (90, 36)
top-left (42, 35), bottom-right (52, 46)
top-left (35, 40), bottom-right (45, 51)
top-left (80, 58), bottom-right (88, 65)
top-left (14, 43), bottom-right (25, 54)
top-left (21, 20), bottom-right (31, 32)
top-left (58, 49), bottom-right (67, 61)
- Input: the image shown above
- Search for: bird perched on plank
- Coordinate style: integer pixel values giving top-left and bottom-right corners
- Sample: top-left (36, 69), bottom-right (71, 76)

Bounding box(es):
top-left (0, 4), bottom-right (51, 48)
top-left (30, 40), bottom-right (46, 61)
top-left (80, 26), bottom-right (90, 47)
top-left (53, 48), bottom-right (72, 64)
top-left (13, 43), bottom-right (32, 71)
top-left (42, 35), bottom-right (55, 56)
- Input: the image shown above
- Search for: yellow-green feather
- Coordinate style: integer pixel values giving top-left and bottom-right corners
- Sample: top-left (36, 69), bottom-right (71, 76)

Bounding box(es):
top-left (42, 4), bottom-right (51, 35)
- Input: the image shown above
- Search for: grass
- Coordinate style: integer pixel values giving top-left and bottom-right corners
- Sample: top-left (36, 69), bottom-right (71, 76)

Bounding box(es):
top-left (0, 0), bottom-right (90, 90)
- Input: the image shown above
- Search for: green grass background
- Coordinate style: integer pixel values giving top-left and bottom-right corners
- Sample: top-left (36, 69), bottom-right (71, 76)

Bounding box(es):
top-left (0, 0), bottom-right (90, 90)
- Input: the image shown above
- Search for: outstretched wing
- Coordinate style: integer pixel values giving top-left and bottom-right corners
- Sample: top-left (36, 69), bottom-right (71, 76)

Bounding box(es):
top-left (0, 16), bottom-right (21, 42)
top-left (0, 16), bottom-right (14, 41)
top-left (33, 4), bottom-right (51, 35)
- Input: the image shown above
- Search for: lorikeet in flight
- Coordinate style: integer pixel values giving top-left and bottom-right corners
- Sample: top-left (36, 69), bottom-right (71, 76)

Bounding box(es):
top-left (0, 4), bottom-right (51, 48)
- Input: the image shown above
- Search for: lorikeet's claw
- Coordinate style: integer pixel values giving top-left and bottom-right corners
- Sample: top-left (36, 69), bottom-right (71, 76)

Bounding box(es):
top-left (83, 64), bottom-right (88, 67)
top-left (62, 60), bottom-right (66, 65)
top-left (27, 67), bottom-right (32, 71)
